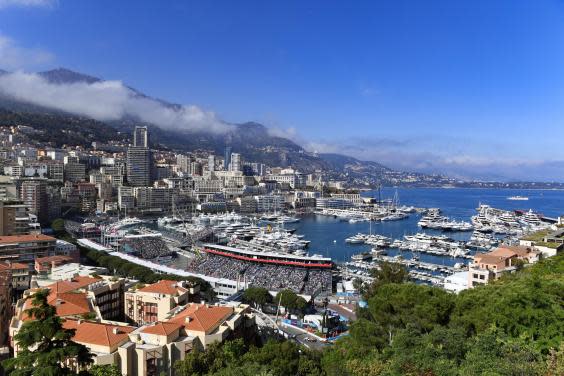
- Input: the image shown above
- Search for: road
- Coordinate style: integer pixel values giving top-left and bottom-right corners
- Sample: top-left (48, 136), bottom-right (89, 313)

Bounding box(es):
top-left (279, 324), bottom-right (329, 351)
top-left (251, 308), bottom-right (329, 351)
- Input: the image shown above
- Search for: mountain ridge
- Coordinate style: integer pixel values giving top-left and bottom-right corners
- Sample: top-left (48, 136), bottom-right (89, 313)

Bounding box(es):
top-left (0, 68), bottom-right (390, 175)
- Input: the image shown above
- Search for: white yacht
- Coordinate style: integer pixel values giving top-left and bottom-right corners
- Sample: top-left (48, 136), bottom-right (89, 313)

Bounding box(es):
top-left (507, 196), bottom-right (529, 201)
top-left (520, 209), bottom-right (542, 226)
top-left (345, 234), bottom-right (367, 244)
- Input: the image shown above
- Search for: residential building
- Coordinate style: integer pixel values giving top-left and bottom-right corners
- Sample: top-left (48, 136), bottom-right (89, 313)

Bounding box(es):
top-left (19, 179), bottom-right (48, 224)
top-left (468, 245), bottom-right (539, 287)
top-left (133, 187), bottom-right (174, 213)
top-left (34, 255), bottom-right (74, 276)
top-left (229, 153), bottom-right (241, 172)
top-left (254, 194), bottom-right (285, 212)
top-left (207, 155), bottom-right (216, 172)
top-left (127, 147), bottom-right (153, 187)
top-left (124, 279), bottom-right (199, 325)
top-left (0, 234), bottom-right (56, 265)
top-left (62, 319), bottom-right (135, 370)
top-left (64, 161), bottom-right (87, 182)
top-left (134, 126), bottom-right (149, 148)
top-left (316, 198), bottom-right (354, 210)
top-left (0, 199), bottom-right (35, 236)
top-left (121, 302), bottom-right (254, 376)
top-left (7, 262), bottom-right (32, 295)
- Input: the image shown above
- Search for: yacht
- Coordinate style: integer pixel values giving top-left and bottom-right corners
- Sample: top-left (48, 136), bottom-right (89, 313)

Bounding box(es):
top-left (507, 196), bottom-right (529, 201)
top-left (345, 234), bottom-right (367, 244)
top-left (276, 215), bottom-right (301, 224)
top-left (351, 252), bottom-right (373, 261)
top-left (417, 208), bottom-right (443, 228)
top-left (520, 209), bottom-right (541, 225)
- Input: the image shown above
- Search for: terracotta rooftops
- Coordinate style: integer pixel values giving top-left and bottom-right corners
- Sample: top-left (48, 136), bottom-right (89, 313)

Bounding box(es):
top-left (63, 319), bottom-right (135, 348)
top-left (168, 303), bottom-right (233, 334)
top-left (137, 279), bottom-right (188, 295)
top-left (35, 255), bottom-right (73, 263)
top-left (22, 290), bottom-right (92, 319)
top-left (0, 261), bottom-right (29, 270)
top-left (140, 321), bottom-right (183, 336)
top-left (0, 234), bottom-right (55, 244)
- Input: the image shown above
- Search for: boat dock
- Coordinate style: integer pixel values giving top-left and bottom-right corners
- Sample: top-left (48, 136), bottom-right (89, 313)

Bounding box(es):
top-left (340, 261), bottom-right (447, 285)
top-left (374, 255), bottom-right (462, 274)
top-left (346, 255), bottom-right (463, 275)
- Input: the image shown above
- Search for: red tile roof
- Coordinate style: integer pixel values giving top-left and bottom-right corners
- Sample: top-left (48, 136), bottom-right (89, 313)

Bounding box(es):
top-left (0, 234), bottom-right (55, 244)
top-left (168, 303), bottom-right (233, 334)
top-left (137, 280), bottom-right (188, 295)
top-left (140, 321), bottom-right (183, 336)
top-left (48, 292), bottom-right (92, 317)
top-left (63, 319), bottom-right (135, 347)
top-left (43, 275), bottom-right (101, 293)
top-left (0, 261), bottom-right (29, 270)
top-left (22, 290), bottom-right (92, 319)
top-left (35, 255), bottom-right (73, 264)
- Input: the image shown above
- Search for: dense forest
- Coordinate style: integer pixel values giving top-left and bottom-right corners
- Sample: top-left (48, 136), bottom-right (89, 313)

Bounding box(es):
top-left (175, 254), bottom-right (564, 376)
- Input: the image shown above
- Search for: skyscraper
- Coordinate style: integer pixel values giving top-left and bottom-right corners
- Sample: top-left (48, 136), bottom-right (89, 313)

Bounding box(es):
top-left (20, 179), bottom-right (48, 224)
top-left (208, 155), bottom-right (216, 172)
top-left (229, 153), bottom-right (242, 172)
top-left (133, 126), bottom-right (149, 148)
top-left (224, 146), bottom-right (232, 170)
top-left (127, 127), bottom-right (152, 187)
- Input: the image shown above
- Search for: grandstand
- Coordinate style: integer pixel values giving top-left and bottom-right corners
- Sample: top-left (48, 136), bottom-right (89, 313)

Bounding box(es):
top-left (187, 244), bottom-right (332, 296)
top-left (120, 235), bottom-right (174, 260)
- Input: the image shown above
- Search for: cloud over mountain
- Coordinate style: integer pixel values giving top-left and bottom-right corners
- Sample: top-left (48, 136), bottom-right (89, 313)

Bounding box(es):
top-left (0, 71), bottom-right (233, 134)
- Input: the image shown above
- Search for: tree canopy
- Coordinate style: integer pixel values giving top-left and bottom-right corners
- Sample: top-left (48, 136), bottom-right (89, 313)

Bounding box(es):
top-left (243, 286), bottom-right (272, 310)
top-left (2, 289), bottom-right (93, 375)
top-left (174, 254), bottom-right (564, 376)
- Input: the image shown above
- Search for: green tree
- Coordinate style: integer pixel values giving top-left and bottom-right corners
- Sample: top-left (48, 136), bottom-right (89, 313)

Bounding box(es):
top-left (88, 364), bottom-right (122, 376)
top-left (2, 289), bottom-right (93, 375)
top-left (50, 218), bottom-right (65, 235)
top-left (243, 287), bottom-right (272, 310)
top-left (363, 261), bottom-right (409, 299)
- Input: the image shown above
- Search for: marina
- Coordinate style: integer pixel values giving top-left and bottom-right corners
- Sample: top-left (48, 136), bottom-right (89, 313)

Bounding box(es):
top-left (95, 187), bottom-right (564, 292)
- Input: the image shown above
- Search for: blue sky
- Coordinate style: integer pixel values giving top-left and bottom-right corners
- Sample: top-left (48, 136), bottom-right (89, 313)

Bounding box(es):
top-left (1, 0), bottom-right (564, 181)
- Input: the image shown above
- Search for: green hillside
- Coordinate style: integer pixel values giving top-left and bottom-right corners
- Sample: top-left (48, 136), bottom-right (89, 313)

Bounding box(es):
top-left (173, 254), bottom-right (564, 376)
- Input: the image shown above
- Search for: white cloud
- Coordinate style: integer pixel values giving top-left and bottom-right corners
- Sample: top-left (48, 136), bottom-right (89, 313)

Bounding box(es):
top-left (267, 126), bottom-right (298, 140)
top-left (0, 71), bottom-right (233, 134)
top-left (303, 136), bottom-right (564, 182)
top-left (0, 0), bottom-right (55, 9)
top-left (0, 33), bottom-right (54, 69)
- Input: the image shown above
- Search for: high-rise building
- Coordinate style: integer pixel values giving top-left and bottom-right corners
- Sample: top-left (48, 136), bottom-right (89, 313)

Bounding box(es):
top-left (208, 155), bottom-right (216, 172)
top-left (127, 129), bottom-right (152, 187)
top-left (229, 153), bottom-right (241, 172)
top-left (189, 161), bottom-right (203, 176)
top-left (0, 199), bottom-right (34, 236)
top-left (20, 180), bottom-right (48, 224)
top-left (133, 126), bottom-right (149, 148)
top-left (176, 154), bottom-right (191, 173)
top-left (126, 147), bottom-right (152, 186)
top-left (224, 146), bottom-right (232, 170)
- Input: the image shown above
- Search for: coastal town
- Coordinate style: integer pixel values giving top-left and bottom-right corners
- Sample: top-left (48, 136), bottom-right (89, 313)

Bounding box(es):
top-left (1, 1), bottom-right (564, 374)
top-left (0, 124), bottom-right (561, 375)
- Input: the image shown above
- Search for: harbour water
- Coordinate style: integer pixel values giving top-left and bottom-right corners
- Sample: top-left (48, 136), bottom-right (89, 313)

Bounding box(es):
top-left (288, 188), bottom-right (564, 263)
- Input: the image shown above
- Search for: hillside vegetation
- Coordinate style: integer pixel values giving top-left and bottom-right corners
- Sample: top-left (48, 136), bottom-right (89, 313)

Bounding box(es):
top-left (174, 255), bottom-right (564, 375)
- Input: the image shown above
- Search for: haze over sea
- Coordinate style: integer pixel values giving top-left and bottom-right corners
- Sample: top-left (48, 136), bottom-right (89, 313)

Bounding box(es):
top-left (291, 188), bottom-right (564, 262)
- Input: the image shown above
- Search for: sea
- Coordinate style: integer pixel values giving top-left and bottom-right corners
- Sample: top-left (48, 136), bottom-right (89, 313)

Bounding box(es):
top-left (286, 188), bottom-right (564, 264)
